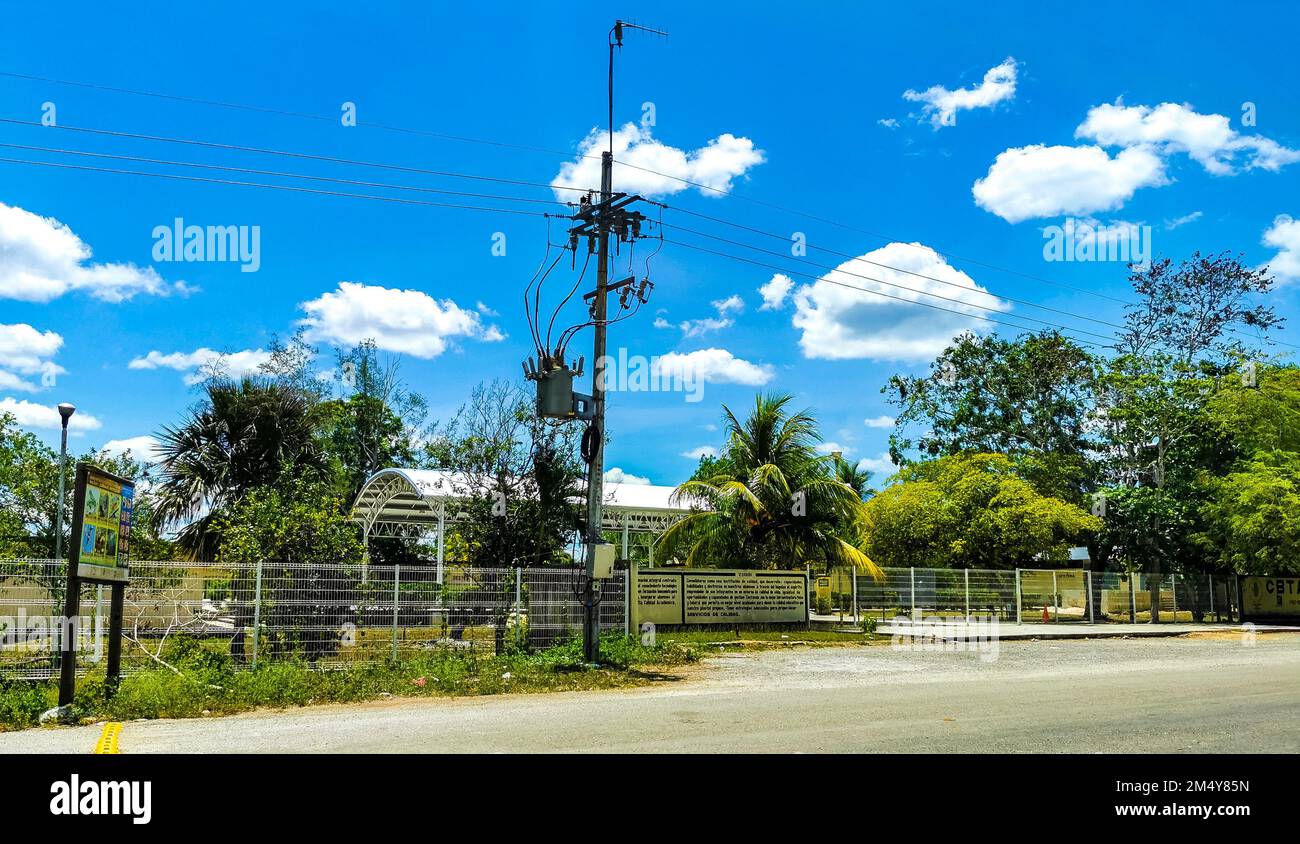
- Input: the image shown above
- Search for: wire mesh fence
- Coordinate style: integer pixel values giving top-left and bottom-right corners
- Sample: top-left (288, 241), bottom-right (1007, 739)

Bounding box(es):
top-left (851, 568), bottom-right (1238, 626)
top-left (0, 559), bottom-right (631, 679)
top-left (0, 558), bottom-right (1242, 680)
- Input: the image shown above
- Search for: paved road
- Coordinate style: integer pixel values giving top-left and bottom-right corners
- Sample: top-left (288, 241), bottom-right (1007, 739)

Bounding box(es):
top-left (4, 633), bottom-right (1299, 753)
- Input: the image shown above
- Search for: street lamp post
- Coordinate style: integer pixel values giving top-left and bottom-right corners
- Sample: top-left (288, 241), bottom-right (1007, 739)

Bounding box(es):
top-left (54, 403), bottom-right (75, 562)
top-left (52, 403), bottom-right (74, 665)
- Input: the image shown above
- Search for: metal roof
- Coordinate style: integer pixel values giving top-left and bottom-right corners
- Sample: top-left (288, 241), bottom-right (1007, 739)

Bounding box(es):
top-left (351, 468), bottom-right (697, 537)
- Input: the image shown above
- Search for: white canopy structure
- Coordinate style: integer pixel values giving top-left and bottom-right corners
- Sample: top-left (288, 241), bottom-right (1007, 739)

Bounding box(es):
top-left (350, 468), bottom-right (695, 578)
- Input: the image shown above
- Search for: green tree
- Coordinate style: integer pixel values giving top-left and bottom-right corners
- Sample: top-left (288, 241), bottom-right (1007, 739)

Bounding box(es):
top-left (319, 341), bottom-right (426, 502)
top-left (861, 453), bottom-right (1102, 569)
top-left (658, 393), bottom-right (881, 576)
top-left (0, 412), bottom-right (167, 558)
top-left (1096, 252), bottom-right (1279, 615)
top-left (1196, 453), bottom-right (1300, 575)
top-left (885, 330), bottom-right (1100, 487)
top-left (1190, 365), bottom-right (1300, 575)
top-left (423, 380), bottom-right (583, 568)
top-left (151, 377), bottom-right (329, 560)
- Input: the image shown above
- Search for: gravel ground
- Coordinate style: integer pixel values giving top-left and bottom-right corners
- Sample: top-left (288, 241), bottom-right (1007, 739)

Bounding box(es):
top-left (3, 633), bottom-right (1298, 753)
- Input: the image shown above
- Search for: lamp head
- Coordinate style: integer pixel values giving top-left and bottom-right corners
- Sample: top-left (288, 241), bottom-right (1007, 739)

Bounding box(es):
top-left (57, 403), bottom-right (76, 426)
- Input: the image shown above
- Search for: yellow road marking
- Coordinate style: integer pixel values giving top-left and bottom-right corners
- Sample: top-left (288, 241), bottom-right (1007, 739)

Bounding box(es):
top-left (93, 722), bottom-right (122, 754)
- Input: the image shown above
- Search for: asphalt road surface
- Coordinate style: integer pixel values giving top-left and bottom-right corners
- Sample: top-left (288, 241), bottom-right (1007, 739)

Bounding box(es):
top-left (4, 633), bottom-right (1299, 753)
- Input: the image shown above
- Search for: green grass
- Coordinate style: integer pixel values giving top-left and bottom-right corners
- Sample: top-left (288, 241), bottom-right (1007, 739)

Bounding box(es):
top-left (0, 633), bottom-right (694, 732)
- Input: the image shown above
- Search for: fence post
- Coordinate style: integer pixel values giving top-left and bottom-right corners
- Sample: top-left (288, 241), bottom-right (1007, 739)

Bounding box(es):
top-left (1087, 570), bottom-right (1095, 624)
top-left (1130, 574), bottom-right (1138, 623)
top-left (517, 568), bottom-right (525, 647)
top-left (1171, 573), bottom-right (1178, 621)
top-left (251, 560), bottom-right (263, 670)
top-left (391, 564), bottom-right (401, 663)
top-left (1233, 574), bottom-right (1240, 622)
top-left (1208, 574), bottom-right (1215, 620)
top-left (1052, 571), bottom-right (1059, 622)
top-left (436, 504), bottom-right (446, 585)
top-left (1014, 568), bottom-right (1022, 624)
top-left (93, 584), bottom-right (105, 663)
top-left (909, 566), bottom-right (916, 620)
top-left (852, 566), bottom-right (859, 626)
top-left (622, 567), bottom-right (630, 637)
top-left (963, 568), bottom-right (970, 621)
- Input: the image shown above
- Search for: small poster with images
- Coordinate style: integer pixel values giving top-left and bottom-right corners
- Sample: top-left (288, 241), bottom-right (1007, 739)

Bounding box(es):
top-left (73, 464), bottom-right (134, 583)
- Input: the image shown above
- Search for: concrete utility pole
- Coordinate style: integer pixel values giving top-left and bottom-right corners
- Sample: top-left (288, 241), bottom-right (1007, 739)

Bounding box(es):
top-left (576, 21), bottom-right (662, 663)
top-left (528, 21), bottom-right (661, 664)
top-left (582, 147), bottom-right (614, 662)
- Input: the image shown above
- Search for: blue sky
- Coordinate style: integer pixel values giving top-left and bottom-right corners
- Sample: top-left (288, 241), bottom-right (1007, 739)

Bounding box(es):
top-left (1, 0), bottom-right (1298, 487)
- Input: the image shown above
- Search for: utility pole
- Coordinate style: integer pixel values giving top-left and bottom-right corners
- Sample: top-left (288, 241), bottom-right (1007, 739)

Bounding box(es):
top-left (583, 146), bottom-right (614, 663)
top-left (525, 21), bottom-right (661, 664)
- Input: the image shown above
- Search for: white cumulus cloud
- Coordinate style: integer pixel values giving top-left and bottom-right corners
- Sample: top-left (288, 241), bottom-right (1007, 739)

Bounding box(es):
top-left (298, 282), bottom-right (503, 358)
top-left (1262, 214), bottom-right (1300, 285)
top-left (974, 100), bottom-right (1299, 224)
top-left (864, 415), bottom-right (895, 429)
top-left (856, 452), bottom-right (899, 478)
top-left (0, 397), bottom-right (101, 432)
top-left (681, 445), bottom-right (719, 460)
top-left (99, 435), bottom-right (164, 463)
top-left (654, 348), bottom-right (774, 386)
top-left (0, 201), bottom-right (190, 302)
top-left (604, 467), bottom-right (651, 485)
top-left (973, 144), bottom-right (1167, 223)
top-left (792, 242), bottom-right (1008, 362)
top-left (1077, 101), bottom-right (1300, 176)
top-left (129, 348), bottom-right (272, 385)
top-left (551, 123), bottom-right (764, 199)
top-left (904, 58), bottom-right (1018, 129)
top-left (758, 273), bottom-right (793, 311)
top-left (675, 294), bottom-right (746, 338)
top-left (0, 323), bottom-right (65, 391)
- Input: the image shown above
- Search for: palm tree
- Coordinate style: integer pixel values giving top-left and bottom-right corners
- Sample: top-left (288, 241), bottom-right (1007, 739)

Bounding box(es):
top-left (831, 454), bottom-right (873, 500)
top-left (151, 377), bottom-right (329, 560)
top-left (658, 393), bottom-right (882, 579)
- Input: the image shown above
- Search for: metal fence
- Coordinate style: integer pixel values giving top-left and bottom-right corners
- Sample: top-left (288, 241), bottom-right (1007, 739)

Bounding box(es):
top-left (0, 559), bottom-right (628, 679)
top-left (1, 558), bottom-right (1242, 680)
top-left (840, 567), bottom-right (1239, 626)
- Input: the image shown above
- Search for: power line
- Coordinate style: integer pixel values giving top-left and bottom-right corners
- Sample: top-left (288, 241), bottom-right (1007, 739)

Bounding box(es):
top-left (659, 216), bottom-right (1129, 334)
top-left (0, 70), bottom-right (600, 163)
top-left (7, 71), bottom-right (1289, 351)
top-left (663, 237), bottom-right (1111, 350)
top-left (0, 140), bottom-right (572, 207)
top-left (0, 117), bottom-right (597, 195)
top-left (0, 72), bottom-right (1132, 310)
top-left (545, 249), bottom-right (593, 354)
top-left (641, 175), bottom-right (1136, 306)
top-left (0, 156), bottom-right (558, 218)
top-left (658, 202), bottom-right (1297, 352)
top-left (2, 113), bottom-right (1285, 353)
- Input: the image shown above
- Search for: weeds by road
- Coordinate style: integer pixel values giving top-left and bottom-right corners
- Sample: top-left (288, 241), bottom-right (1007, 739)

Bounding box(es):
top-left (0, 633), bottom-right (695, 731)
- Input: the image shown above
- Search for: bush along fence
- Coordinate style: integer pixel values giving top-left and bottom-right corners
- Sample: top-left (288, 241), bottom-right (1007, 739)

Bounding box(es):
top-left (1, 559), bottom-right (1242, 680)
